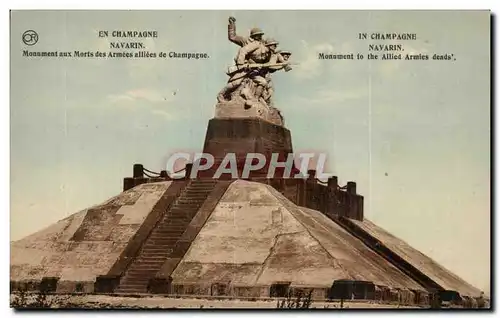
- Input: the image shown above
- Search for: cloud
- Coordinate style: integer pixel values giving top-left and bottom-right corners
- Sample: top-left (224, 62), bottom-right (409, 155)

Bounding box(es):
top-left (293, 86), bottom-right (368, 107)
top-left (377, 42), bottom-right (430, 76)
top-left (293, 40), bottom-right (355, 80)
top-left (106, 88), bottom-right (178, 120)
top-left (151, 109), bottom-right (176, 121)
top-left (292, 40), bottom-right (334, 79)
top-left (108, 88), bottom-right (171, 104)
top-left (107, 94), bottom-right (135, 103)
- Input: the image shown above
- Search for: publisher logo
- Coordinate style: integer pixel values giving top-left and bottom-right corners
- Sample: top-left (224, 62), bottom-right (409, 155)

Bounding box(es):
top-left (22, 30), bottom-right (38, 46)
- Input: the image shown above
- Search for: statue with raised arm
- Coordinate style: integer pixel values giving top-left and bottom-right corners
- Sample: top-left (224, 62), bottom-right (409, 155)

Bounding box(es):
top-left (217, 36), bottom-right (272, 104)
top-left (216, 17), bottom-right (294, 126)
top-left (228, 16), bottom-right (264, 47)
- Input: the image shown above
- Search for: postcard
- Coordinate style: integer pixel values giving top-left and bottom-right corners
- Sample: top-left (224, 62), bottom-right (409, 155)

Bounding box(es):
top-left (10, 10), bottom-right (491, 309)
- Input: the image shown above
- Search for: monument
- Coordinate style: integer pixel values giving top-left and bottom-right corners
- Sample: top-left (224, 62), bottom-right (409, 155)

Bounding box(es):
top-left (204, 17), bottom-right (296, 176)
top-left (10, 17), bottom-right (485, 308)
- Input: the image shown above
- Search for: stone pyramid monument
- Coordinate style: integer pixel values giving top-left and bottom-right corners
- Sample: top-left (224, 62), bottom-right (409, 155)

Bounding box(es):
top-left (11, 17), bottom-right (483, 307)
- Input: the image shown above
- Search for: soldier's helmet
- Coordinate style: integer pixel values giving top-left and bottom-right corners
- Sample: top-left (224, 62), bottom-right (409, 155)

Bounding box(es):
top-left (279, 50), bottom-right (292, 56)
top-left (250, 28), bottom-right (264, 37)
top-left (265, 38), bottom-right (279, 46)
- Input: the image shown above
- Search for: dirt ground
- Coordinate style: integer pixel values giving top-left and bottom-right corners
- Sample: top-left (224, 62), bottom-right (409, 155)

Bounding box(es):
top-left (12, 294), bottom-right (423, 309)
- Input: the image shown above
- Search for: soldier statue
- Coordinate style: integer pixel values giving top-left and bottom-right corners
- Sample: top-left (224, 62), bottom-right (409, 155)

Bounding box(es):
top-left (217, 17), bottom-right (293, 112)
top-left (262, 49), bottom-right (292, 108)
top-left (228, 16), bottom-right (264, 47)
top-left (217, 37), bottom-right (272, 104)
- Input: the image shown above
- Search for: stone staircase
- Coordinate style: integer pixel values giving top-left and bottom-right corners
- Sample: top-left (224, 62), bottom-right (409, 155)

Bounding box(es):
top-left (115, 179), bottom-right (218, 294)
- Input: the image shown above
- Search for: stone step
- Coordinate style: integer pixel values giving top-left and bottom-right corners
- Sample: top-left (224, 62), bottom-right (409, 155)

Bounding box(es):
top-left (149, 233), bottom-right (183, 239)
top-left (127, 261), bottom-right (162, 268)
top-left (140, 246), bottom-right (174, 252)
top-left (175, 198), bottom-right (206, 204)
top-left (115, 289), bottom-right (146, 295)
top-left (158, 219), bottom-right (192, 226)
top-left (122, 276), bottom-right (153, 283)
top-left (126, 267), bottom-right (158, 273)
top-left (158, 220), bottom-right (191, 226)
top-left (181, 192), bottom-right (212, 197)
top-left (174, 200), bottom-right (206, 206)
top-left (143, 238), bottom-right (178, 244)
top-left (187, 183), bottom-right (217, 189)
top-left (189, 180), bottom-right (218, 184)
top-left (160, 216), bottom-right (192, 222)
top-left (167, 209), bottom-right (198, 216)
top-left (150, 233), bottom-right (184, 240)
top-left (116, 287), bottom-right (146, 293)
top-left (133, 261), bottom-right (166, 267)
top-left (190, 179), bottom-right (217, 183)
top-left (161, 217), bottom-right (191, 223)
top-left (184, 189), bottom-right (215, 193)
top-left (186, 182), bottom-right (217, 187)
top-left (144, 231), bottom-right (182, 238)
top-left (181, 189), bottom-right (212, 194)
top-left (125, 267), bottom-right (160, 274)
top-left (148, 232), bottom-right (182, 238)
top-left (170, 206), bottom-right (203, 212)
top-left (184, 185), bottom-right (214, 189)
top-left (121, 276), bottom-right (150, 283)
top-left (169, 204), bottom-right (201, 210)
top-left (139, 248), bottom-right (172, 254)
top-left (139, 246), bottom-right (172, 252)
top-left (178, 193), bottom-right (211, 198)
top-left (151, 232), bottom-right (185, 239)
top-left (161, 215), bottom-right (192, 221)
top-left (135, 256), bottom-right (168, 262)
top-left (182, 187), bottom-right (213, 192)
top-left (150, 233), bottom-right (183, 240)
top-left (116, 286), bottom-right (147, 293)
top-left (158, 221), bottom-right (191, 228)
top-left (118, 284), bottom-right (148, 290)
top-left (150, 229), bottom-right (185, 236)
top-left (125, 272), bottom-right (158, 280)
top-left (155, 222), bottom-right (189, 228)
top-left (172, 201), bottom-right (206, 207)
top-left (137, 255), bottom-right (170, 261)
top-left (166, 212), bottom-right (197, 218)
top-left (136, 255), bottom-right (168, 269)
top-left (125, 270), bottom-right (161, 278)
top-left (168, 206), bottom-right (198, 211)
top-left (154, 225), bottom-right (188, 232)
top-left (176, 197), bottom-right (207, 202)
top-left (142, 242), bottom-right (177, 249)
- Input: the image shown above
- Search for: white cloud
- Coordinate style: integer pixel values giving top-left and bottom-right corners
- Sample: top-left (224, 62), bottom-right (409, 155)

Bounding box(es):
top-left (108, 88), bottom-right (172, 104)
top-left (106, 88), bottom-right (178, 120)
top-left (293, 40), bottom-right (356, 80)
top-left (294, 86), bottom-right (368, 106)
top-left (293, 40), bottom-right (334, 79)
top-left (377, 43), bottom-right (430, 76)
top-left (151, 109), bottom-right (176, 121)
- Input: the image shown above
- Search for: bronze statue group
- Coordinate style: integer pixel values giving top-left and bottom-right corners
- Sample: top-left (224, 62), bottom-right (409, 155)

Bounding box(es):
top-left (217, 16), bottom-right (293, 112)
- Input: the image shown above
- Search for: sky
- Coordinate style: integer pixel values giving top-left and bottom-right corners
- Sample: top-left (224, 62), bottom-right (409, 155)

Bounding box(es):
top-left (10, 10), bottom-right (490, 293)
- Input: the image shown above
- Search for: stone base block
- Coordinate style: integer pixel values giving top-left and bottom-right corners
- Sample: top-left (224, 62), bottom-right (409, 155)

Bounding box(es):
top-left (214, 100), bottom-right (283, 126)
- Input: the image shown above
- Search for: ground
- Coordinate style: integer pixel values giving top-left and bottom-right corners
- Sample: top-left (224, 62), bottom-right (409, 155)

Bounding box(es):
top-left (11, 294), bottom-right (424, 309)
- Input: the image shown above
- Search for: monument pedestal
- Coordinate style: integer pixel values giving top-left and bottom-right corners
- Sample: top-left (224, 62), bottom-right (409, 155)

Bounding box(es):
top-left (214, 100), bottom-right (284, 126)
top-left (198, 117), bottom-right (298, 178)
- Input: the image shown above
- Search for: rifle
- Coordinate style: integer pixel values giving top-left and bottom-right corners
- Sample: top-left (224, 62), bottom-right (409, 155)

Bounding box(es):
top-left (226, 62), bottom-right (298, 76)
